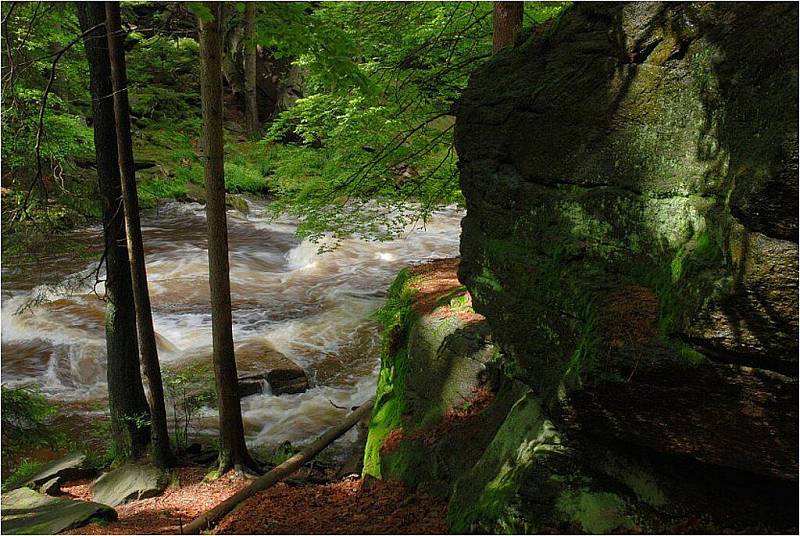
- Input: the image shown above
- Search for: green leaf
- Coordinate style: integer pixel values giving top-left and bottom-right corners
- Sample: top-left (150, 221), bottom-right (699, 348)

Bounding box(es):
top-left (186, 2), bottom-right (213, 23)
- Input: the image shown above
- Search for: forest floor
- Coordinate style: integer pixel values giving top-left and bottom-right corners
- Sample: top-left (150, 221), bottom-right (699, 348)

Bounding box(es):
top-left (62, 467), bottom-right (446, 534)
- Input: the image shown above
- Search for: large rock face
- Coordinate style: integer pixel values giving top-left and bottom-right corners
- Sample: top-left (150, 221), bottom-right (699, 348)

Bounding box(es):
top-left (363, 2), bottom-right (798, 533)
top-left (457, 0), bottom-right (796, 476)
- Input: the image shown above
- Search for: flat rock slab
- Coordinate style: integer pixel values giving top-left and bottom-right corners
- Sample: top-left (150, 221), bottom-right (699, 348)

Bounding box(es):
top-left (237, 349), bottom-right (310, 397)
top-left (21, 452), bottom-right (94, 489)
top-left (1, 487), bottom-right (116, 534)
top-left (91, 463), bottom-right (166, 507)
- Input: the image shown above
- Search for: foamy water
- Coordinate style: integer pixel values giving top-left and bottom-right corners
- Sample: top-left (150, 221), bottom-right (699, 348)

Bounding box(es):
top-left (1, 200), bottom-right (462, 448)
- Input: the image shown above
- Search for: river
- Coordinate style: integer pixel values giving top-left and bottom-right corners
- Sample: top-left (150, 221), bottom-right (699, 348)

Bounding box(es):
top-left (1, 200), bottom-right (462, 452)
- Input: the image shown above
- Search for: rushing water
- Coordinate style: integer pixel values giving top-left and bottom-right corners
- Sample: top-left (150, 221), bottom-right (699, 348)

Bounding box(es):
top-left (1, 200), bottom-right (462, 450)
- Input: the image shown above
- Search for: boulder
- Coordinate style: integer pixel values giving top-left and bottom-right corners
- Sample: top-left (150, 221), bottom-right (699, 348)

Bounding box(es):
top-left (237, 351), bottom-right (309, 397)
top-left (1, 487), bottom-right (116, 534)
top-left (363, 260), bottom-right (514, 496)
top-left (21, 452), bottom-right (95, 490)
top-left (238, 374), bottom-right (268, 397)
top-left (91, 464), bottom-right (165, 507)
top-left (455, 0), bottom-right (797, 479)
top-left (225, 194), bottom-right (250, 215)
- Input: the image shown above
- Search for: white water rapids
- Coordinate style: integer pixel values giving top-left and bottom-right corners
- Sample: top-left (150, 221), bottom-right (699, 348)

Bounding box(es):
top-left (1, 200), bottom-right (463, 450)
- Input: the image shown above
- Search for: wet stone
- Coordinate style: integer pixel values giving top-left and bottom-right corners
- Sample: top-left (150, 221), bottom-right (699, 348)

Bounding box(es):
top-left (238, 351), bottom-right (310, 397)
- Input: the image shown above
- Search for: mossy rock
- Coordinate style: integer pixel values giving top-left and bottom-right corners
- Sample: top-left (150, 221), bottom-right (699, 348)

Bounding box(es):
top-left (363, 259), bottom-right (507, 492)
top-left (225, 193), bottom-right (250, 215)
top-left (455, 0), bottom-right (797, 482)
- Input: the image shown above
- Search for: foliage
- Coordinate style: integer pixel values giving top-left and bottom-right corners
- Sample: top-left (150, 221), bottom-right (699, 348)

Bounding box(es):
top-left (1, 459), bottom-right (46, 492)
top-left (261, 2), bottom-right (569, 241)
top-left (1, 1), bottom-right (567, 245)
top-left (162, 363), bottom-right (217, 452)
top-left (1, 384), bottom-right (64, 464)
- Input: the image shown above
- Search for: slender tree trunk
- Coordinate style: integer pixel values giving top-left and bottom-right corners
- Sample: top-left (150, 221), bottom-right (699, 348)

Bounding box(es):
top-left (243, 1), bottom-right (259, 138)
top-left (198, 1), bottom-right (257, 473)
top-left (493, 1), bottom-right (524, 54)
top-left (104, 1), bottom-right (175, 468)
top-left (75, 1), bottom-right (150, 460)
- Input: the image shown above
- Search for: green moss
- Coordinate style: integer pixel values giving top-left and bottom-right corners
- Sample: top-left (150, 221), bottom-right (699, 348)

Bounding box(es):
top-left (556, 489), bottom-right (633, 534)
top-left (676, 343), bottom-right (707, 366)
top-left (447, 390), bottom-right (560, 533)
top-left (473, 266), bottom-right (503, 293)
top-left (362, 269), bottom-right (417, 478)
top-left (562, 298), bottom-right (602, 390)
top-left (601, 455), bottom-right (668, 508)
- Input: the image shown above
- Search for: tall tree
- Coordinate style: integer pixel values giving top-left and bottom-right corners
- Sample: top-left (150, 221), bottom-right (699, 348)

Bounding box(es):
top-left (492, 1), bottom-right (524, 54)
top-left (197, 1), bottom-right (258, 473)
top-left (75, 1), bottom-right (150, 459)
top-left (105, 0), bottom-right (175, 468)
top-left (243, 1), bottom-right (259, 138)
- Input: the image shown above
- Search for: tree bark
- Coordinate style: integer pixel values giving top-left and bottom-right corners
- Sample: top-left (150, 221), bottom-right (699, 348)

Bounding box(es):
top-left (492, 1), bottom-right (524, 54)
top-left (243, 1), bottom-right (259, 138)
top-left (182, 399), bottom-right (374, 534)
top-left (75, 1), bottom-right (150, 460)
top-left (104, 1), bottom-right (175, 468)
top-left (198, 1), bottom-right (257, 473)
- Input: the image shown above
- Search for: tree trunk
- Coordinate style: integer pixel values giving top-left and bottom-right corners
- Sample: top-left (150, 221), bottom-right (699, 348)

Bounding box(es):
top-left (198, 1), bottom-right (257, 473)
top-left (104, 1), bottom-right (175, 468)
top-left (75, 1), bottom-right (150, 460)
top-left (243, 1), bottom-right (259, 138)
top-left (492, 1), bottom-right (524, 54)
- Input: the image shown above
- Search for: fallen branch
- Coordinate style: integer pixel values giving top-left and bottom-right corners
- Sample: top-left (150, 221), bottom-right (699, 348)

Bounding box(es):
top-left (181, 398), bottom-right (374, 534)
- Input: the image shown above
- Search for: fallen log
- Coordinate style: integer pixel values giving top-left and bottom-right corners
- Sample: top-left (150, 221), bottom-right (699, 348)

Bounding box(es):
top-left (181, 399), bottom-right (374, 534)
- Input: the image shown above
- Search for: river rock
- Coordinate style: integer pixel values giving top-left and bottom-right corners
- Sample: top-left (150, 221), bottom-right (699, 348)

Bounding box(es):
top-left (91, 463), bottom-right (165, 507)
top-left (21, 452), bottom-right (95, 490)
top-left (237, 351), bottom-right (309, 396)
top-left (1, 487), bottom-right (116, 534)
top-left (226, 193), bottom-right (250, 215)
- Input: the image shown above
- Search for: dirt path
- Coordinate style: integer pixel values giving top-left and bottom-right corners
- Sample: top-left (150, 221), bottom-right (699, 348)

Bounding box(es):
top-left (62, 468), bottom-right (446, 534)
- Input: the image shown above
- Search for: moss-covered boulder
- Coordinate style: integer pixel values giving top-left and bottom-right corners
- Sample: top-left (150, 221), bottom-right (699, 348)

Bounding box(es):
top-left (363, 259), bottom-right (512, 496)
top-left (456, 0), bottom-right (797, 477)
